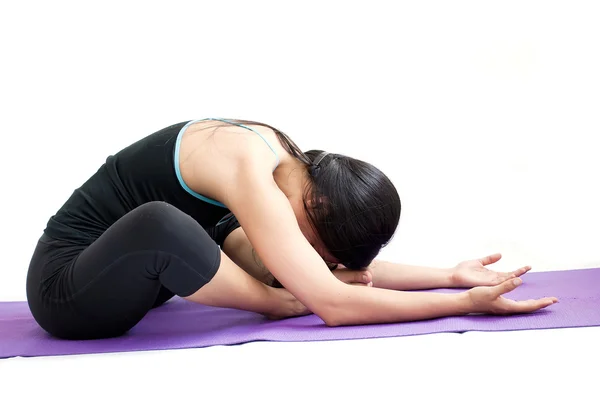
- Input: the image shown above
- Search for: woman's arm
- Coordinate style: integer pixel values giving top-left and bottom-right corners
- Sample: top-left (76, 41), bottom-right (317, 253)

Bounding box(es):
top-left (369, 260), bottom-right (454, 290)
top-left (184, 126), bottom-right (555, 326)
top-left (222, 224), bottom-right (375, 288)
top-left (369, 254), bottom-right (533, 290)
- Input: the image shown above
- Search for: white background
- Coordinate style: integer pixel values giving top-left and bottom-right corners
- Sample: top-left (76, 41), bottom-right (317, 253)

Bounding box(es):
top-left (1, 1), bottom-right (599, 400)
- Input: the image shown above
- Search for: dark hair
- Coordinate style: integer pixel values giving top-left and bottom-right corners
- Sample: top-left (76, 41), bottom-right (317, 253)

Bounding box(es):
top-left (212, 118), bottom-right (401, 270)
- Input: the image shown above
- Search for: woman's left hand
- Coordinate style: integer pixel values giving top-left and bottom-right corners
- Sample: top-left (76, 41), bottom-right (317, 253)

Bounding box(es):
top-left (332, 267), bottom-right (373, 287)
top-left (450, 253), bottom-right (531, 288)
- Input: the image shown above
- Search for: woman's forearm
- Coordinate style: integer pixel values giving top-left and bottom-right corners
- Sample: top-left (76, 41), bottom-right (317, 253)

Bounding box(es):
top-left (370, 259), bottom-right (454, 290)
top-left (325, 285), bottom-right (472, 326)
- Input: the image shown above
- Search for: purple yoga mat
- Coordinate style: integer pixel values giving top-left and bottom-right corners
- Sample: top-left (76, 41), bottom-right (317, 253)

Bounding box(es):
top-left (1, 268), bottom-right (599, 358)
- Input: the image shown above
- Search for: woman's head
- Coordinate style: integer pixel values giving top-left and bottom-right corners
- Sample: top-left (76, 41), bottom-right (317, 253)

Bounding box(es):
top-left (301, 150), bottom-right (401, 270)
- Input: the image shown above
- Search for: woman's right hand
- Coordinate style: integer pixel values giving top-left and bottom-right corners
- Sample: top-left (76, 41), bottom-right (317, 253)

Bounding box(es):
top-left (467, 277), bottom-right (558, 315)
top-left (264, 287), bottom-right (312, 320)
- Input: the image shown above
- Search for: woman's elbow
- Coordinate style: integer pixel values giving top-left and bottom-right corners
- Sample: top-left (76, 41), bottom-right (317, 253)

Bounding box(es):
top-left (313, 295), bottom-right (348, 327)
top-left (316, 307), bottom-right (342, 327)
top-left (322, 315), bottom-right (343, 327)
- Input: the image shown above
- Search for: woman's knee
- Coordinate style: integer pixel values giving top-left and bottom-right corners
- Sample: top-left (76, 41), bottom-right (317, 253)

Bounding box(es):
top-left (131, 201), bottom-right (184, 226)
top-left (126, 202), bottom-right (221, 289)
top-left (125, 202), bottom-right (200, 242)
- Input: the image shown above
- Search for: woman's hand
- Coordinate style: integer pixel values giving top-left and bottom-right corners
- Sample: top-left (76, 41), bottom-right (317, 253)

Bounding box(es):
top-left (263, 287), bottom-right (312, 320)
top-left (451, 253), bottom-right (531, 288)
top-left (467, 277), bottom-right (558, 315)
top-left (331, 267), bottom-right (374, 287)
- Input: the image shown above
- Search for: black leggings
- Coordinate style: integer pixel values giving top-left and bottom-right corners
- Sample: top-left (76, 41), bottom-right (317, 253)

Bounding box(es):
top-left (26, 201), bottom-right (222, 340)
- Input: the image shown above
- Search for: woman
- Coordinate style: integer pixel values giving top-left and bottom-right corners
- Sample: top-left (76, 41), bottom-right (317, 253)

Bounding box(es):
top-left (26, 118), bottom-right (557, 340)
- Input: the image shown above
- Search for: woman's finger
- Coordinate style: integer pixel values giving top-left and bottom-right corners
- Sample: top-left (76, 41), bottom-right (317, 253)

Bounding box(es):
top-left (508, 266), bottom-right (531, 278)
top-left (333, 268), bottom-right (372, 285)
top-left (478, 253), bottom-right (502, 266)
top-left (350, 282), bottom-right (372, 287)
top-left (491, 277), bottom-right (523, 297)
top-left (502, 297), bottom-right (558, 313)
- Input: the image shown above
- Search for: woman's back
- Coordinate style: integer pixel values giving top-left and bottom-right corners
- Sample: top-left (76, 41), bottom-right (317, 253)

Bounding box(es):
top-left (44, 121), bottom-right (231, 245)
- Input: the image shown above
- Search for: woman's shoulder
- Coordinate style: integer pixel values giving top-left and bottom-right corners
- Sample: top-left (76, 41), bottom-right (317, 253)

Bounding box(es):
top-left (182, 118), bottom-right (291, 164)
top-left (176, 118), bottom-right (297, 205)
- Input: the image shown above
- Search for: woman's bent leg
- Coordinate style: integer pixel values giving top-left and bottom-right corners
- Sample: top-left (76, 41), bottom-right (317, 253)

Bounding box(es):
top-left (27, 201), bottom-right (292, 340)
top-left (28, 201), bottom-right (221, 339)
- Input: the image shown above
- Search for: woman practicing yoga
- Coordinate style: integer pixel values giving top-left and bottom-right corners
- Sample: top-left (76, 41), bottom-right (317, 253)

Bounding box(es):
top-left (26, 118), bottom-right (558, 339)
